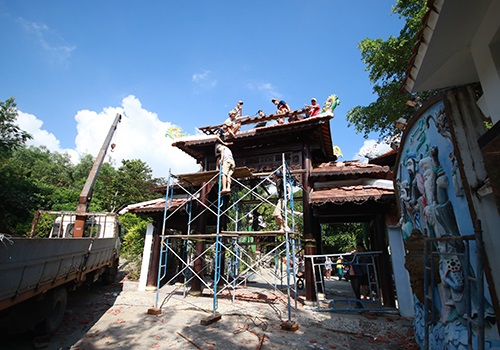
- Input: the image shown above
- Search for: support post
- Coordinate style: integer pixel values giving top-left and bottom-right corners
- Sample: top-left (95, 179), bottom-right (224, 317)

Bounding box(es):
top-left (190, 183), bottom-right (208, 295)
top-left (147, 220), bottom-right (162, 289)
top-left (139, 223), bottom-right (155, 291)
top-left (302, 145), bottom-right (317, 302)
top-left (373, 214), bottom-right (396, 307)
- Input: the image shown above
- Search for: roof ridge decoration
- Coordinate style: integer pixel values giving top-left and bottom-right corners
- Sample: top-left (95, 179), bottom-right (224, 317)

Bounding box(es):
top-left (322, 94), bottom-right (341, 113)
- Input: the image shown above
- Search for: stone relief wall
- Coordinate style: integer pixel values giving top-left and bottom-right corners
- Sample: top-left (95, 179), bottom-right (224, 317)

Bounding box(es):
top-left (395, 99), bottom-right (498, 349)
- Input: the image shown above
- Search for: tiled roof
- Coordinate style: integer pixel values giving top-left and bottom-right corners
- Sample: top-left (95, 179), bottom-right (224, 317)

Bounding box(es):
top-left (173, 112), bottom-right (335, 162)
top-left (310, 185), bottom-right (394, 204)
top-left (311, 161), bottom-right (390, 177)
top-left (120, 197), bottom-right (189, 214)
top-left (368, 149), bottom-right (397, 167)
top-left (310, 160), bottom-right (394, 204)
top-left (175, 112), bottom-right (333, 146)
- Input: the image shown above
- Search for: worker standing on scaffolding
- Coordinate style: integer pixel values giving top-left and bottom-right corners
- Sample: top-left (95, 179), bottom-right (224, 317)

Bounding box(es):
top-left (216, 143), bottom-right (235, 195)
top-left (270, 170), bottom-right (291, 232)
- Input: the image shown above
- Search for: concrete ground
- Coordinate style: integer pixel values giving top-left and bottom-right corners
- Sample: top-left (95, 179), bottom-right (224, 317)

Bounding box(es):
top-left (5, 270), bottom-right (419, 350)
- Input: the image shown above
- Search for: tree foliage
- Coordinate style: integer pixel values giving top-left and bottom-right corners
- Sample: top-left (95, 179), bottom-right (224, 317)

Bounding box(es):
top-left (0, 98), bottom-right (32, 157)
top-left (346, 0), bottom-right (432, 139)
top-left (0, 98), bottom-right (165, 235)
top-left (0, 98), bottom-right (35, 233)
top-left (321, 223), bottom-right (365, 254)
top-left (120, 213), bottom-right (151, 279)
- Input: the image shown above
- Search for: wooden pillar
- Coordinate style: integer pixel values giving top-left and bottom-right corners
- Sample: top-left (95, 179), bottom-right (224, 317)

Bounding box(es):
top-left (218, 195), bottom-right (228, 287)
top-left (373, 213), bottom-right (396, 307)
top-left (313, 217), bottom-right (324, 294)
top-left (302, 145), bottom-right (317, 302)
top-left (146, 219), bottom-right (162, 288)
top-left (189, 183), bottom-right (208, 295)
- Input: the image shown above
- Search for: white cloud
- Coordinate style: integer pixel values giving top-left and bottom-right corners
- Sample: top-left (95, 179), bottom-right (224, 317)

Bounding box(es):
top-left (19, 18), bottom-right (75, 65)
top-left (17, 111), bottom-right (79, 162)
top-left (247, 81), bottom-right (282, 100)
top-left (192, 70), bottom-right (217, 89)
top-left (17, 95), bottom-right (199, 179)
top-left (354, 139), bottom-right (392, 162)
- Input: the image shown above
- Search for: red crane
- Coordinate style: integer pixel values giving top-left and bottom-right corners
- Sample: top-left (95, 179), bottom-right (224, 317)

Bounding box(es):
top-left (73, 113), bottom-right (122, 237)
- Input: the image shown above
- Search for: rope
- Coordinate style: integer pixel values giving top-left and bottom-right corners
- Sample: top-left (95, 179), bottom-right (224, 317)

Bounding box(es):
top-left (233, 315), bottom-right (269, 334)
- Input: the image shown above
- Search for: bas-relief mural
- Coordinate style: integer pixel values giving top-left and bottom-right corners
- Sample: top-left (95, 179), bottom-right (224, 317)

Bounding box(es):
top-left (396, 100), bottom-right (499, 349)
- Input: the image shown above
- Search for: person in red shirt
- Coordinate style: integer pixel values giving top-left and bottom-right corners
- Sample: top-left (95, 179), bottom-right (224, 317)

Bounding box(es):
top-left (304, 98), bottom-right (321, 118)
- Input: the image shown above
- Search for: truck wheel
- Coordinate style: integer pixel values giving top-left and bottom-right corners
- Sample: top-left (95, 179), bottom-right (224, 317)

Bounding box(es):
top-left (37, 287), bottom-right (68, 335)
top-left (102, 259), bottom-right (118, 285)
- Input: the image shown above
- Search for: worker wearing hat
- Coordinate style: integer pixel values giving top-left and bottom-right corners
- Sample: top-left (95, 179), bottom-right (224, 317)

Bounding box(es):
top-left (395, 117), bottom-right (407, 131)
top-left (304, 97), bottom-right (320, 118)
top-left (229, 100), bottom-right (244, 119)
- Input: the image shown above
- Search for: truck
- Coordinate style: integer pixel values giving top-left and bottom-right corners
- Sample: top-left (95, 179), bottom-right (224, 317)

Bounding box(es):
top-left (0, 113), bottom-right (122, 335)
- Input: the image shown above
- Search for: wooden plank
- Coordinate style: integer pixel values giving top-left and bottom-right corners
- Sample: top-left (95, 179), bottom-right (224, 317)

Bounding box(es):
top-left (174, 167), bottom-right (254, 185)
top-left (223, 230), bottom-right (297, 236)
top-left (198, 109), bottom-right (309, 134)
top-left (161, 234), bottom-right (238, 239)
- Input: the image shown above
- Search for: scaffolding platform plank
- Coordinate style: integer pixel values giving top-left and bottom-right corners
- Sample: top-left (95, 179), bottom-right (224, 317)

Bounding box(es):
top-left (161, 231), bottom-right (296, 239)
top-left (161, 234), bottom-right (239, 239)
top-left (222, 230), bottom-right (297, 236)
top-left (174, 167), bottom-right (254, 185)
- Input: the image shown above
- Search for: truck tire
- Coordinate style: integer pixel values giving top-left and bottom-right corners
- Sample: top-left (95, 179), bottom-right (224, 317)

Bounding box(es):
top-left (37, 287), bottom-right (68, 335)
top-left (102, 259), bottom-right (118, 285)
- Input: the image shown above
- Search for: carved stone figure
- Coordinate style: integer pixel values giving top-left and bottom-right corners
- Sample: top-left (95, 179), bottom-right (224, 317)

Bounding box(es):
top-left (449, 153), bottom-right (464, 197)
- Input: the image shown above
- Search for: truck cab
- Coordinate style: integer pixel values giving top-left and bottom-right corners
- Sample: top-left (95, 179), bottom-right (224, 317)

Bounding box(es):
top-left (49, 212), bottom-right (121, 239)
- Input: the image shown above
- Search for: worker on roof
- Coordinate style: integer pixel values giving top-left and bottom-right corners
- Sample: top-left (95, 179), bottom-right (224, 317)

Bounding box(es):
top-left (229, 100), bottom-right (244, 118)
top-left (304, 98), bottom-right (321, 118)
top-left (271, 98), bottom-right (289, 124)
top-left (215, 123), bottom-right (232, 146)
top-left (223, 110), bottom-right (241, 138)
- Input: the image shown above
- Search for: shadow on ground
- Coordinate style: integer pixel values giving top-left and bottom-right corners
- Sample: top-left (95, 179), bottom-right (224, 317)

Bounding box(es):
top-left (3, 273), bottom-right (124, 350)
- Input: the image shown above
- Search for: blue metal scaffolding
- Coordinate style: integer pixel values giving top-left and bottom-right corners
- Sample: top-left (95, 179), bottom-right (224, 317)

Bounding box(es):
top-left (154, 156), bottom-right (300, 323)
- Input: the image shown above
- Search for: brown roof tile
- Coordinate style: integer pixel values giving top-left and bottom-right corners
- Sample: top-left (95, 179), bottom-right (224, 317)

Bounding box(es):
top-left (310, 185), bottom-right (394, 204)
top-left (311, 161), bottom-right (390, 177)
top-left (120, 197), bottom-right (189, 214)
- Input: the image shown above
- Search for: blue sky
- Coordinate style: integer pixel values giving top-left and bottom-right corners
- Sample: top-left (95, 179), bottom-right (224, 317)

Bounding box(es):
top-left (0, 1), bottom-right (400, 178)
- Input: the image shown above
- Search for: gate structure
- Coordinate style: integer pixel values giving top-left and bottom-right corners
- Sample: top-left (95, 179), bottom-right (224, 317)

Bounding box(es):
top-left (305, 251), bottom-right (389, 312)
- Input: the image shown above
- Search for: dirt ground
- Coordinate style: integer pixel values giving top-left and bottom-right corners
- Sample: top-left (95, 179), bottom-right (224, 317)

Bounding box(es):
top-left (5, 271), bottom-right (419, 350)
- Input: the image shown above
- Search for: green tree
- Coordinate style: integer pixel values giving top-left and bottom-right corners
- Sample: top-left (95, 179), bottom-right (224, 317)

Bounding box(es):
top-left (346, 0), bottom-right (432, 139)
top-left (11, 146), bottom-right (79, 210)
top-left (119, 213), bottom-right (152, 279)
top-left (0, 160), bottom-right (41, 234)
top-left (112, 159), bottom-right (164, 212)
top-left (73, 157), bottom-right (164, 213)
top-left (321, 223), bottom-right (365, 254)
top-left (0, 98), bottom-right (35, 233)
top-left (0, 98), bottom-right (32, 157)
